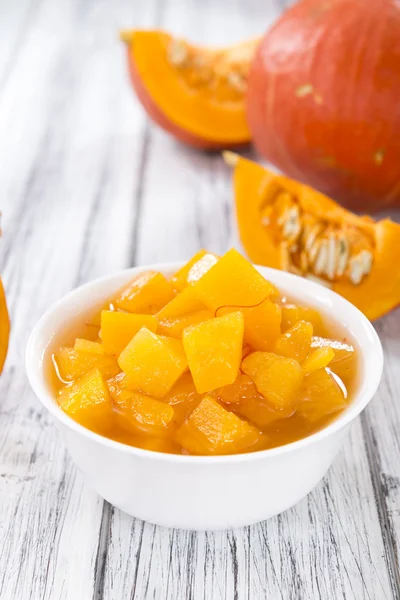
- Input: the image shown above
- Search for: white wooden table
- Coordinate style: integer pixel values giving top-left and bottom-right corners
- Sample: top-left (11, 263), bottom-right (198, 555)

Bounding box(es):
top-left (1, 0), bottom-right (400, 598)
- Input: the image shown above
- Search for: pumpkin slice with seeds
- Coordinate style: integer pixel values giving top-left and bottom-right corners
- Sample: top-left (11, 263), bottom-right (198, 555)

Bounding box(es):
top-left (121, 30), bottom-right (259, 149)
top-left (226, 152), bottom-right (400, 320)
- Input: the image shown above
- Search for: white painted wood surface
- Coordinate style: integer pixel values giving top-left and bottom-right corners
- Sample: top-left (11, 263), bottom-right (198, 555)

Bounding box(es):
top-left (0, 0), bottom-right (399, 598)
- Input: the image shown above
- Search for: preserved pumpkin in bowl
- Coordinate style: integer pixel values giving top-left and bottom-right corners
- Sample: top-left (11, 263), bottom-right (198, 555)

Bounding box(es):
top-left (47, 249), bottom-right (359, 456)
top-left (26, 250), bottom-right (382, 528)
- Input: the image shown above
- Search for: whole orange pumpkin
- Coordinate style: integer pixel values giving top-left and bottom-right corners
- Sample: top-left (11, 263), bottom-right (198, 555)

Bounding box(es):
top-left (246, 0), bottom-right (400, 212)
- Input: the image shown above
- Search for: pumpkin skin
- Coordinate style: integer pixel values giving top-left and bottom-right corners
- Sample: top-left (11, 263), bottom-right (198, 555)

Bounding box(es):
top-left (246, 0), bottom-right (400, 212)
top-left (122, 30), bottom-right (257, 149)
top-left (227, 153), bottom-right (400, 320)
top-left (0, 278), bottom-right (10, 374)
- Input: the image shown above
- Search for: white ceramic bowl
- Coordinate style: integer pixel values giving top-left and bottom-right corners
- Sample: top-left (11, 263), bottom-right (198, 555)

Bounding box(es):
top-left (26, 263), bottom-right (383, 530)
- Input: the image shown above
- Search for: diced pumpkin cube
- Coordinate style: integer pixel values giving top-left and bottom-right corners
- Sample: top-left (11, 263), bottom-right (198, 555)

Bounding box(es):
top-left (311, 336), bottom-right (356, 381)
top-left (182, 311), bottom-right (244, 394)
top-left (297, 368), bottom-right (347, 422)
top-left (114, 390), bottom-right (174, 435)
top-left (161, 372), bottom-right (201, 424)
top-left (135, 436), bottom-right (179, 453)
top-left (58, 368), bottom-right (112, 431)
top-left (176, 395), bottom-right (260, 455)
top-left (213, 373), bottom-right (294, 428)
top-left (157, 310), bottom-right (213, 339)
top-left (218, 299), bottom-right (282, 351)
top-left (118, 327), bottom-right (188, 398)
top-left (274, 320), bottom-right (313, 363)
top-left (115, 270), bottom-right (175, 314)
top-left (302, 347), bottom-right (335, 375)
top-left (156, 286), bottom-right (205, 320)
top-left (212, 373), bottom-right (260, 405)
top-left (54, 347), bottom-right (120, 382)
top-left (281, 303), bottom-right (325, 336)
top-left (101, 310), bottom-right (157, 355)
top-left (107, 371), bottom-right (131, 402)
top-left (192, 248), bottom-right (277, 311)
top-left (74, 339), bottom-right (105, 355)
top-left (242, 351), bottom-right (303, 409)
top-left (171, 250), bottom-right (218, 292)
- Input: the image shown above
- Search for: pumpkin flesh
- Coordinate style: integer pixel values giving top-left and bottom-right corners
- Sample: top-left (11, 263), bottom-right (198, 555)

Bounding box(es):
top-left (229, 154), bottom-right (400, 320)
top-left (122, 30), bottom-right (257, 148)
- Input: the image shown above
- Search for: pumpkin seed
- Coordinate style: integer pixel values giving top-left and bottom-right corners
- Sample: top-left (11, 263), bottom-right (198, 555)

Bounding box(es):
top-left (168, 39), bottom-right (188, 67)
top-left (227, 71), bottom-right (246, 93)
top-left (305, 224), bottom-right (322, 252)
top-left (336, 236), bottom-right (349, 277)
top-left (326, 234), bottom-right (337, 281)
top-left (314, 239), bottom-right (329, 276)
top-left (282, 205), bottom-right (301, 240)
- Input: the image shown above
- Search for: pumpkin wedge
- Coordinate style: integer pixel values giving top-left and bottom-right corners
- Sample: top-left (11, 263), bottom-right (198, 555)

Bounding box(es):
top-left (0, 278), bottom-right (10, 374)
top-left (121, 30), bottom-right (258, 149)
top-left (225, 152), bottom-right (400, 320)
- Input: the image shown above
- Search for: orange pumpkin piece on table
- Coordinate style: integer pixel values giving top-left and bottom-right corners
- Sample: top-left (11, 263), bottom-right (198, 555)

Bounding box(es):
top-left (54, 347), bottom-right (120, 382)
top-left (182, 311), bottom-right (244, 394)
top-left (297, 368), bottom-right (347, 423)
top-left (192, 247), bottom-right (278, 311)
top-left (101, 310), bottom-right (157, 354)
top-left (59, 368), bottom-right (113, 432)
top-left (274, 320), bottom-right (313, 363)
top-left (302, 346), bottom-right (335, 375)
top-left (155, 287), bottom-right (213, 339)
top-left (113, 390), bottom-right (174, 435)
top-left (227, 152), bottom-right (400, 320)
top-left (0, 278), bottom-right (10, 374)
top-left (242, 352), bottom-right (303, 410)
top-left (115, 270), bottom-right (175, 314)
top-left (118, 327), bottom-right (187, 398)
top-left (177, 395), bottom-right (260, 455)
top-left (121, 30), bottom-right (257, 149)
top-left (171, 250), bottom-right (219, 292)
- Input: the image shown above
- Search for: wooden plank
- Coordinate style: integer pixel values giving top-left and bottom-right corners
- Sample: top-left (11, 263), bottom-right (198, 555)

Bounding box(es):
top-left (0, 0), bottom-right (160, 598)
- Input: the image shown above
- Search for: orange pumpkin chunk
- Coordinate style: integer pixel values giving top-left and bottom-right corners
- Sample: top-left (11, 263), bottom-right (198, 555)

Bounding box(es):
top-left (171, 250), bottom-right (219, 292)
top-left (162, 372), bottom-right (201, 424)
top-left (302, 346), bottom-right (335, 375)
top-left (311, 336), bottom-right (355, 381)
top-left (213, 373), bottom-right (286, 428)
top-left (156, 287), bottom-right (212, 338)
top-left (176, 395), bottom-right (260, 455)
top-left (118, 327), bottom-right (187, 398)
top-left (114, 390), bottom-right (174, 435)
top-left (107, 371), bottom-right (131, 402)
top-left (192, 248), bottom-right (277, 311)
top-left (74, 339), bottom-right (105, 355)
top-left (59, 368), bottom-right (112, 431)
top-left (182, 311), bottom-right (244, 394)
top-left (101, 310), bottom-right (157, 354)
top-left (281, 304), bottom-right (324, 335)
top-left (54, 347), bottom-right (120, 382)
top-left (115, 270), bottom-right (175, 314)
top-left (297, 368), bottom-right (347, 422)
top-left (242, 351), bottom-right (303, 409)
top-left (274, 320), bottom-right (313, 363)
top-left (157, 310), bottom-right (212, 339)
top-left (218, 299), bottom-right (281, 351)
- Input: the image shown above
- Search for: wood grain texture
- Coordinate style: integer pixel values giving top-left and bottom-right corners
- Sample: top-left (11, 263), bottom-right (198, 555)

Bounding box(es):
top-left (0, 0), bottom-right (399, 598)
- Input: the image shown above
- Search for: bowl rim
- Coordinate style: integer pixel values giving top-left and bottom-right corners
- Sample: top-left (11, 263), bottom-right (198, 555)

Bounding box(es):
top-left (26, 261), bottom-right (384, 464)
